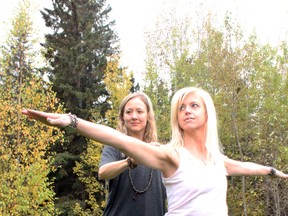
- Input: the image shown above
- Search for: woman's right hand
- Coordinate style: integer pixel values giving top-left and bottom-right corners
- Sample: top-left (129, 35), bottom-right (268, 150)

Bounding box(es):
top-left (127, 157), bottom-right (138, 169)
top-left (21, 109), bottom-right (71, 128)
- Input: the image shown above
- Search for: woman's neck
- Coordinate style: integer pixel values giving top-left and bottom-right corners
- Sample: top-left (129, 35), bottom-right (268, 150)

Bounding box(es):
top-left (128, 131), bottom-right (144, 141)
top-left (183, 130), bottom-right (207, 156)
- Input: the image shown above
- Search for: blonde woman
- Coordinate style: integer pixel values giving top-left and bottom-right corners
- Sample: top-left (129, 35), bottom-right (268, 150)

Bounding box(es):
top-left (22, 87), bottom-right (288, 215)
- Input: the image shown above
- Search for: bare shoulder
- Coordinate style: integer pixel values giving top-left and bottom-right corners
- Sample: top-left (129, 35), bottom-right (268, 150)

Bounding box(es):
top-left (158, 143), bottom-right (177, 158)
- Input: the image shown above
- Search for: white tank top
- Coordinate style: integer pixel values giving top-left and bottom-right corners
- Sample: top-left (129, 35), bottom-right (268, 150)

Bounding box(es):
top-left (162, 148), bottom-right (228, 216)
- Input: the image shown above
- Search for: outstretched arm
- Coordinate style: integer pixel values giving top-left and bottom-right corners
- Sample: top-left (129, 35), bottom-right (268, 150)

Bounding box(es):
top-left (224, 157), bottom-right (288, 179)
top-left (21, 109), bottom-right (168, 171)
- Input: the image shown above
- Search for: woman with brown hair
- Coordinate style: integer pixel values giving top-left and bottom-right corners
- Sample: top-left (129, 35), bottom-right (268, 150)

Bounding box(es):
top-left (98, 92), bottom-right (166, 216)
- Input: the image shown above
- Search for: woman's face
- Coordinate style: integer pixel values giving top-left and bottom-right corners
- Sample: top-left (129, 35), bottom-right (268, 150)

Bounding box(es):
top-left (123, 97), bottom-right (148, 136)
top-left (177, 92), bottom-right (207, 132)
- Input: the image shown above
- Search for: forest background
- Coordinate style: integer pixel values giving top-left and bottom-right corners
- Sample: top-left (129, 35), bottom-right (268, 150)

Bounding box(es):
top-left (0, 0), bottom-right (287, 215)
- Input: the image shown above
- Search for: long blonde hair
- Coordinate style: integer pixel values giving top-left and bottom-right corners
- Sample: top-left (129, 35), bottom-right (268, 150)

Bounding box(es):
top-left (170, 87), bottom-right (222, 157)
top-left (117, 92), bottom-right (158, 142)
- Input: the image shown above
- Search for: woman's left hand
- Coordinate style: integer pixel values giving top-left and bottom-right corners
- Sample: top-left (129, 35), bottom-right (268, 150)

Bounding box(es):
top-left (274, 169), bottom-right (288, 179)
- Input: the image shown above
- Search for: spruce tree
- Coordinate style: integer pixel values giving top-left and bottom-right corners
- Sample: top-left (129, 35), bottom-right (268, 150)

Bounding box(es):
top-left (41, 0), bottom-right (117, 118)
top-left (41, 0), bottom-right (118, 213)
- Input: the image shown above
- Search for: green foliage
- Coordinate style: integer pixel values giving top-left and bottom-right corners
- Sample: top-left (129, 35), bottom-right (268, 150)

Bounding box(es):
top-left (73, 140), bottom-right (105, 215)
top-left (144, 11), bottom-right (288, 215)
top-left (0, 75), bottom-right (64, 215)
top-left (0, 1), bottom-right (65, 215)
top-left (103, 55), bottom-right (133, 127)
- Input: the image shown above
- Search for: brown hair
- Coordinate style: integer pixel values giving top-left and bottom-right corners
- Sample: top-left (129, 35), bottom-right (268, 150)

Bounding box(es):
top-left (117, 92), bottom-right (157, 142)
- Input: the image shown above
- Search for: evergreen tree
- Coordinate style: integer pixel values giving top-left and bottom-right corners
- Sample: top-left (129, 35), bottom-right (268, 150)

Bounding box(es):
top-left (40, 0), bottom-right (118, 213)
top-left (41, 0), bottom-right (117, 118)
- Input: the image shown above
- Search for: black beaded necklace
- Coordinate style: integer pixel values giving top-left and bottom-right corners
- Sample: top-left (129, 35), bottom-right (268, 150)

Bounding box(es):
top-left (128, 167), bottom-right (154, 200)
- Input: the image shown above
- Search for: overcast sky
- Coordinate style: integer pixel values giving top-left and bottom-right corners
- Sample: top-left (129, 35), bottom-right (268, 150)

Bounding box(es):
top-left (1, 0), bottom-right (288, 80)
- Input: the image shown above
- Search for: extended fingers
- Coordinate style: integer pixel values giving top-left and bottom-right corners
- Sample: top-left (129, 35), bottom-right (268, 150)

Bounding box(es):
top-left (21, 109), bottom-right (70, 127)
